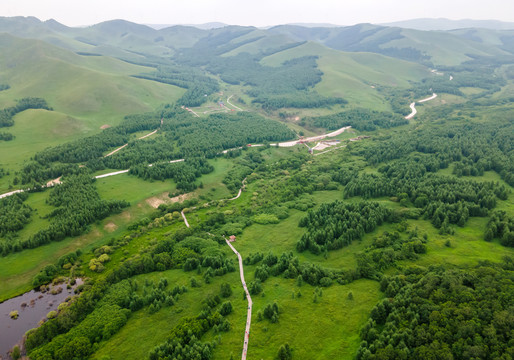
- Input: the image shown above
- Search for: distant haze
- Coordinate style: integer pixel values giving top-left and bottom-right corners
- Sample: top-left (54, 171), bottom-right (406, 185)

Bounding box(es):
top-left (1, 0), bottom-right (514, 27)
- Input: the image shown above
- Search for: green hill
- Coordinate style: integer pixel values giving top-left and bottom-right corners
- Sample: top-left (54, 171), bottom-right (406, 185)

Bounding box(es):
top-left (268, 24), bottom-right (511, 66)
top-left (0, 33), bottom-right (184, 169)
top-left (261, 41), bottom-right (429, 110)
top-left (2, 17), bottom-right (512, 67)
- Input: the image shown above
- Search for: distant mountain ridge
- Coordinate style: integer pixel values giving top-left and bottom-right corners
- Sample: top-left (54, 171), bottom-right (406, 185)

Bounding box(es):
top-left (381, 18), bottom-right (514, 31)
top-left (1, 16), bottom-right (514, 67)
top-left (146, 22), bottom-right (228, 30)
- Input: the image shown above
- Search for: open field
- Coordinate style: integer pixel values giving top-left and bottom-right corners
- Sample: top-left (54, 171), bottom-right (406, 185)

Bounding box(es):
top-left (91, 269), bottom-right (244, 360)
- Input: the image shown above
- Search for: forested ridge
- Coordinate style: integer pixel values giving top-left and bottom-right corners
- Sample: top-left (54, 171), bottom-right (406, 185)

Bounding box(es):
top-left (17, 108), bottom-right (296, 186)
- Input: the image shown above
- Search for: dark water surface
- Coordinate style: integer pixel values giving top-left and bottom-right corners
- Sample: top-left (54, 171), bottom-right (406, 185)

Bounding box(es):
top-left (0, 279), bottom-right (83, 359)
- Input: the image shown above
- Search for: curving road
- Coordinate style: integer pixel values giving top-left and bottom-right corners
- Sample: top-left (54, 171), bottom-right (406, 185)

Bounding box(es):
top-left (228, 178), bottom-right (246, 201)
top-left (104, 124), bottom-right (161, 158)
top-left (405, 93), bottom-right (438, 120)
top-left (0, 124), bottom-right (349, 199)
top-left (227, 95), bottom-right (244, 111)
top-left (0, 189), bottom-right (25, 200)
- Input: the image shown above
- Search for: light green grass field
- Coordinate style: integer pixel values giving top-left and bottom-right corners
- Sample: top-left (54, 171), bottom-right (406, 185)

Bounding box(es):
top-left (0, 110), bottom-right (86, 172)
top-left (214, 277), bottom-right (381, 359)
top-left (385, 28), bottom-right (507, 66)
top-left (95, 173), bottom-right (177, 204)
top-left (0, 34), bottom-right (185, 179)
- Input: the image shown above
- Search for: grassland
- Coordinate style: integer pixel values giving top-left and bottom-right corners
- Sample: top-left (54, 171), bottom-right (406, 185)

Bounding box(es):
top-left (226, 278), bottom-right (381, 359)
top-left (260, 41), bottom-right (429, 111)
top-left (385, 28), bottom-right (509, 66)
top-left (0, 33), bottom-right (185, 184)
top-left (0, 110), bottom-right (86, 171)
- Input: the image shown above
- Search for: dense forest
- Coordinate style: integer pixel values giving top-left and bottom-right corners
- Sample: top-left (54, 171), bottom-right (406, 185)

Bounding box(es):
top-left (302, 108), bottom-right (408, 131)
top-left (0, 193), bottom-right (32, 238)
top-left (357, 260), bottom-right (514, 360)
top-left (297, 201), bottom-right (394, 254)
top-left (17, 108), bottom-right (296, 186)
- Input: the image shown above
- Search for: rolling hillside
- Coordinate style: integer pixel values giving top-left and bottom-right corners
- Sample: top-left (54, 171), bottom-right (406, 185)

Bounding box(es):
top-left (2, 17), bottom-right (513, 68)
top-left (261, 41), bottom-right (430, 110)
top-left (268, 24), bottom-right (511, 66)
top-left (0, 33), bottom-right (184, 169)
top-left (0, 16), bottom-right (513, 360)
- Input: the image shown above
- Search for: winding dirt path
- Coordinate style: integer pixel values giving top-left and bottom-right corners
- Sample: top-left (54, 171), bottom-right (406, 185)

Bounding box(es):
top-left (138, 129), bottom-right (158, 140)
top-left (228, 178), bottom-right (246, 201)
top-left (179, 178), bottom-right (250, 358)
top-left (181, 210), bottom-right (190, 228)
top-left (184, 107), bottom-right (200, 117)
top-left (104, 144), bottom-right (128, 158)
top-left (419, 93), bottom-right (438, 103)
top-left (405, 93), bottom-right (437, 120)
top-left (227, 95), bottom-right (244, 111)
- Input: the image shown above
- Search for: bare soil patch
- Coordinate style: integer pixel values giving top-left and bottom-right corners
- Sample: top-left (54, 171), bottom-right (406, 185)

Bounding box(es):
top-left (104, 222), bottom-right (118, 232)
top-left (146, 192), bottom-right (192, 208)
top-left (46, 177), bottom-right (62, 187)
top-left (100, 124), bottom-right (111, 129)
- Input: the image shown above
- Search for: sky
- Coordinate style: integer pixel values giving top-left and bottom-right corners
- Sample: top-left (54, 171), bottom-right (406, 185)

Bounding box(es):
top-left (1, 0), bottom-right (514, 27)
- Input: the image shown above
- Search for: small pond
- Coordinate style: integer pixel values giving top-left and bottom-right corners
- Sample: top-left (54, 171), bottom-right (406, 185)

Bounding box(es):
top-left (0, 278), bottom-right (83, 359)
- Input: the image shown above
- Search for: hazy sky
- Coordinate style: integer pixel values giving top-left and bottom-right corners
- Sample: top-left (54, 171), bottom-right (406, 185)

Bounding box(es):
top-left (2, 0), bottom-right (514, 27)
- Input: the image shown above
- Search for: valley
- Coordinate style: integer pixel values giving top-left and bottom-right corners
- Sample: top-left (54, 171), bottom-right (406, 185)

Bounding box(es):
top-left (0, 14), bottom-right (513, 360)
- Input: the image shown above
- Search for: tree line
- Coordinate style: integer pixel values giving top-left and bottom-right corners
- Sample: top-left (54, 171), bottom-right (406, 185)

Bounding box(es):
top-left (0, 174), bottom-right (128, 256)
top-left (301, 108), bottom-right (408, 132)
top-left (0, 97), bottom-right (51, 127)
top-left (17, 107), bottom-right (296, 186)
top-left (0, 192), bottom-right (32, 239)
